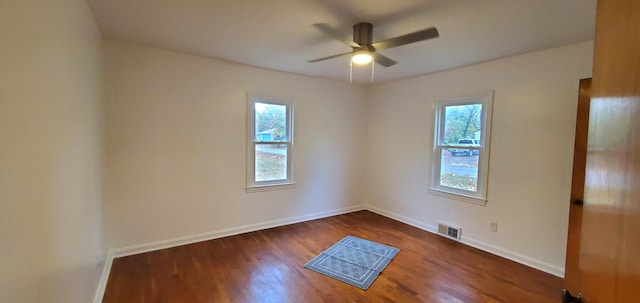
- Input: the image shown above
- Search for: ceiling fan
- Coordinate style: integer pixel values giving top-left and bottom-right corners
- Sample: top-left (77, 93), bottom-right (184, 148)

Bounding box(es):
top-left (308, 22), bottom-right (440, 67)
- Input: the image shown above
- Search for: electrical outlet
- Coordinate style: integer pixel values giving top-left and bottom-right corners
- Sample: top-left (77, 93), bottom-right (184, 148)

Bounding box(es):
top-left (490, 222), bottom-right (498, 232)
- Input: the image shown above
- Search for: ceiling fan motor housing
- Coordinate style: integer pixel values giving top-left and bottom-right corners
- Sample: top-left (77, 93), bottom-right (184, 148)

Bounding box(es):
top-left (353, 23), bottom-right (373, 49)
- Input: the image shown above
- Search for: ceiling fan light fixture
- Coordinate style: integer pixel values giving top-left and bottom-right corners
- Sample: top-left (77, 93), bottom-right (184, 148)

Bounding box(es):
top-left (351, 50), bottom-right (373, 65)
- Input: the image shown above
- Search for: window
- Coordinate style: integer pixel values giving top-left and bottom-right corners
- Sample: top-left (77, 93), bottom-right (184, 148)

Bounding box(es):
top-left (246, 95), bottom-right (294, 192)
top-left (431, 92), bottom-right (493, 204)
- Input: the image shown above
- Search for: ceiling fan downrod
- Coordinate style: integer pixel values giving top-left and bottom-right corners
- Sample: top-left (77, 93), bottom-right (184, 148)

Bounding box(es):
top-left (353, 23), bottom-right (373, 47)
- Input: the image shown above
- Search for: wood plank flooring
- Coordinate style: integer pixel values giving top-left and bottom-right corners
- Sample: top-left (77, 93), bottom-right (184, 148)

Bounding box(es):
top-left (103, 211), bottom-right (562, 302)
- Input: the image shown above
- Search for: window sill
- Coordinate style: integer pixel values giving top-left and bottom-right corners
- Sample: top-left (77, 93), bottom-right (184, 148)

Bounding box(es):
top-left (429, 188), bottom-right (487, 206)
top-left (246, 182), bottom-right (297, 193)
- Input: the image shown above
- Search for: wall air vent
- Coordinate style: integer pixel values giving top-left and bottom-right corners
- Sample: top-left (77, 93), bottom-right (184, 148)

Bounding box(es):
top-left (437, 222), bottom-right (461, 241)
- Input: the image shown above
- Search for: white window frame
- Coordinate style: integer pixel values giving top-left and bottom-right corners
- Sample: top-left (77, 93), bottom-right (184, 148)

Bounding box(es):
top-left (246, 94), bottom-right (295, 192)
top-left (430, 92), bottom-right (493, 205)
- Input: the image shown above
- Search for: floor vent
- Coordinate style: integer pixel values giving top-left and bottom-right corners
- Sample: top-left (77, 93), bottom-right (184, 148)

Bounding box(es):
top-left (437, 223), bottom-right (461, 241)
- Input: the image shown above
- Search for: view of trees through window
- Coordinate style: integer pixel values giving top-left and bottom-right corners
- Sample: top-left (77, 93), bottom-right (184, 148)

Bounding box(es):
top-left (439, 104), bottom-right (483, 191)
top-left (254, 102), bottom-right (288, 182)
top-left (255, 102), bottom-right (286, 142)
top-left (443, 104), bottom-right (482, 144)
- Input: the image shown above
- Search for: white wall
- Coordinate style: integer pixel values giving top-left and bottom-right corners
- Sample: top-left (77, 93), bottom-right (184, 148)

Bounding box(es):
top-left (365, 41), bottom-right (594, 276)
top-left (104, 40), bottom-right (593, 277)
top-left (0, 1), bottom-right (105, 302)
top-left (104, 41), bottom-right (367, 250)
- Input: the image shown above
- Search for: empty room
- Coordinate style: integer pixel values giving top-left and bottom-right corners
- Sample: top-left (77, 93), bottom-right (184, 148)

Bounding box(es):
top-left (2, 0), bottom-right (638, 302)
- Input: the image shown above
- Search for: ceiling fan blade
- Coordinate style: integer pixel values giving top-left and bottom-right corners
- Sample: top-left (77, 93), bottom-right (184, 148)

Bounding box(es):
top-left (307, 51), bottom-right (352, 63)
top-left (312, 23), bottom-right (360, 48)
top-left (374, 53), bottom-right (397, 67)
top-left (372, 27), bottom-right (439, 51)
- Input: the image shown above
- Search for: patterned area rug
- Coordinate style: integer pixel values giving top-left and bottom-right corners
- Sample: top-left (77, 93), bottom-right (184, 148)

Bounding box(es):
top-left (303, 236), bottom-right (400, 290)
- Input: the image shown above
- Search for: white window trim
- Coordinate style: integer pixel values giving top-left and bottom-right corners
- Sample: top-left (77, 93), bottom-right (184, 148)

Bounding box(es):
top-left (246, 94), bottom-right (296, 192)
top-left (430, 91), bottom-right (493, 205)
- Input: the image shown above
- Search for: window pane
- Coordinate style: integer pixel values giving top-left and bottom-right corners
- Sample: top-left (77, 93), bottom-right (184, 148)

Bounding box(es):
top-left (255, 144), bottom-right (287, 182)
top-left (440, 147), bottom-right (479, 192)
top-left (443, 104), bottom-right (483, 144)
top-left (255, 102), bottom-right (287, 142)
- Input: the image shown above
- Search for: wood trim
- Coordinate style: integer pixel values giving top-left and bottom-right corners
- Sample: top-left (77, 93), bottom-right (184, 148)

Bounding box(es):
top-left (564, 78), bottom-right (591, 292)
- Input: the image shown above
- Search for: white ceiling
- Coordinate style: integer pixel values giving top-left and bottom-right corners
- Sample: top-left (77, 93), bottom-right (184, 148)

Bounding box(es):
top-left (89, 0), bottom-right (597, 84)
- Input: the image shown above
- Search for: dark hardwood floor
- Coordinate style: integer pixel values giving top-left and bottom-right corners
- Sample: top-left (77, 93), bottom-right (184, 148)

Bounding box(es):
top-left (103, 211), bottom-right (562, 302)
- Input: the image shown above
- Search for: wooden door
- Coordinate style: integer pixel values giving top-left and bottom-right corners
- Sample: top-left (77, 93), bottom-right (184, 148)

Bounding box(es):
top-left (577, 0), bottom-right (640, 302)
top-left (564, 78), bottom-right (590, 295)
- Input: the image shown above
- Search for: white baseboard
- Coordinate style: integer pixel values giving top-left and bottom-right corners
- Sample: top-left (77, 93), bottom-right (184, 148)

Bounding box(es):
top-left (460, 236), bottom-right (565, 277)
top-left (109, 205), bottom-right (365, 258)
top-left (94, 203), bottom-right (564, 302)
top-left (93, 253), bottom-right (114, 303)
top-left (365, 204), bottom-right (565, 277)
top-left (366, 204), bottom-right (438, 233)
top-left (93, 205), bottom-right (365, 302)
